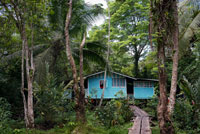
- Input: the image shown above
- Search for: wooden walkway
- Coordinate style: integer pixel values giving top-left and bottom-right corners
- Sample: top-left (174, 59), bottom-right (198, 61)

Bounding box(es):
top-left (128, 105), bottom-right (152, 134)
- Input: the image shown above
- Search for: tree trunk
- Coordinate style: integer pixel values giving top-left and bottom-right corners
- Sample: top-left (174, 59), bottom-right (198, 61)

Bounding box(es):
top-left (149, 0), bottom-right (154, 51)
top-left (99, 0), bottom-right (110, 107)
top-left (134, 53), bottom-right (139, 77)
top-left (23, 24), bottom-right (35, 128)
top-left (79, 33), bottom-right (86, 122)
top-left (65, 0), bottom-right (80, 122)
top-left (155, 0), bottom-right (176, 133)
top-left (168, 0), bottom-right (179, 115)
top-left (19, 23), bottom-right (35, 128)
top-left (1, 0), bottom-right (35, 128)
top-left (20, 31), bottom-right (29, 128)
top-left (99, 68), bottom-right (107, 107)
top-left (157, 39), bottom-right (173, 134)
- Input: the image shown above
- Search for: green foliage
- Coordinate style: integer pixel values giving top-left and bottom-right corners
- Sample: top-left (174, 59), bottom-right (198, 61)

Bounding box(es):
top-left (0, 97), bottom-right (11, 122)
top-left (152, 125), bottom-right (160, 134)
top-left (179, 0), bottom-right (200, 56)
top-left (114, 90), bottom-right (126, 98)
top-left (109, 0), bottom-right (150, 76)
top-left (95, 99), bottom-right (133, 127)
top-left (34, 68), bottom-right (75, 127)
top-left (146, 97), bottom-right (158, 119)
top-left (174, 77), bottom-right (200, 133)
top-left (174, 99), bottom-right (200, 134)
top-left (140, 51), bottom-right (158, 78)
top-left (179, 43), bottom-right (200, 84)
top-left (0, 97), bottom-right (12, 134)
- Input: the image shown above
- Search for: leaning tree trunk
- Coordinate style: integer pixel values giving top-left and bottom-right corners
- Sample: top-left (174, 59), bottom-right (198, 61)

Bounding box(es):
top-left (65, 0), bottom-right (81, 122)
top-left (168, 0), bottom-right (179, 115)
top-left (79, 33), bottom-right (86, 122)
top-left (99, 0), bottom-right (111, 107)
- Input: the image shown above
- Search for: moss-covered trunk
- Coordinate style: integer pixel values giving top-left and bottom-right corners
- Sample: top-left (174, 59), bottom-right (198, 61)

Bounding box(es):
top-left (152, 0), bottom-right (179, 133)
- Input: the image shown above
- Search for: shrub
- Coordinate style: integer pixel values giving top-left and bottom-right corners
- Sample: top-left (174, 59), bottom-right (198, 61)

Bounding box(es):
top-left (95, 99), bottom-right (133, 127)
top-left (0, 97), bottom-right (12, 134)
top-left (34, 72), bottom-right (75, 128)
top-left (146, 96), bottom-right (158, 119)
top-left (174, 99), bottom-right (200, 134)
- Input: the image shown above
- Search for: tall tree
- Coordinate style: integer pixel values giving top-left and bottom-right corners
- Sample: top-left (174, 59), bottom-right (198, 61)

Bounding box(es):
top-left (65, 0), bottom-right (91, 123)
top-left (0, 0), bottom-right (50, 128)
top-left (99, 0), bottom-right (111, 107)
top-left (1, 0), bottom-right (35, 128)
top-left (110, 0), bottom-right (149, 77)
top-left (151, 0), bottom-right (179, 133)
top-left (79, 33), bottom-right (86, 122)
top-left (65, 0), bottom-right (81, 122)
top-left (168, 0), bottom-right (179, 115)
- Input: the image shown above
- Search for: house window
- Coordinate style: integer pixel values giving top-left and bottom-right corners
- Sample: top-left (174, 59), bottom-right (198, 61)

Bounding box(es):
top-left (134, 81), bottom-right (153, 87)
top-left (100, 80), bottom-right (106, 89)
top-left (112, 78), bottom-right (125, 87)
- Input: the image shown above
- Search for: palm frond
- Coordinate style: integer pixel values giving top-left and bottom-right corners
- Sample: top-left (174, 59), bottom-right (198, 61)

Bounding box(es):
top-left (34, 41), bottom-right (63, 85)
top-left (83, 49), bottom-right (106, 67)
top-left (179, 0), bottom-right (200, 56)
top-left (179, 76), bottom-right (200, 105)
top-left (0, 44), bottom-right (48, 63)
top-left (72, 48), bottom-right (106, 67)
top-left (34, 47), bottom-right (53, 85)
top-left (85, 41), bottom-right (107, 51)
top-left (179, 12), bottom-right (200, 55)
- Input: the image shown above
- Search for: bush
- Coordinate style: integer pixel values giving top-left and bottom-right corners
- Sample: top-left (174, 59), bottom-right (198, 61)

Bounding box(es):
top-left (146, 96), bottom-right (158, 119)
top-left (34, 72), bottom-right (75, 128)
top-left (0, 97), bottom-right (12, 134)
top-left (95, 99), bottom-right (133, 127)
top-left (174, 99), bottom-right (200, 134)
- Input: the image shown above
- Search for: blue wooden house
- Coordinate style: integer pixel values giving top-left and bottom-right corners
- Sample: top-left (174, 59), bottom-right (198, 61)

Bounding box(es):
top-left (84, 71), bottom-right (157, 99)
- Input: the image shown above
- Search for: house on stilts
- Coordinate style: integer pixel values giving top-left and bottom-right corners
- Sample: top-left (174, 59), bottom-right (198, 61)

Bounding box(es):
top-left (83, 71), bottom-right (157, 99)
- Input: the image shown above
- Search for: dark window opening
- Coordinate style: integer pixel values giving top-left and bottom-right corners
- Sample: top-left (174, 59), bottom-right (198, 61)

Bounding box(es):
top-left (84, 79), bottom-right (88, 89)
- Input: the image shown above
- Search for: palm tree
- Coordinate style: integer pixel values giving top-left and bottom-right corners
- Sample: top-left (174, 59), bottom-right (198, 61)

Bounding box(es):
top-left (0, 0), bottom-right (106, 125)
top-left (1, 0), bottom-right (106, 85)
top-left (35, 0), bottom-right (105, 85)
top-left (179, 76), bottom-right (200, 128)
top-left (178, 0), bottom-right (200, 56)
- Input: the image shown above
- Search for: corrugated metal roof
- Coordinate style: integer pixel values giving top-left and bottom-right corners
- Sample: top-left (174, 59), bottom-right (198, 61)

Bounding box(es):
top-left (85, 71), bottom-right (158, 82)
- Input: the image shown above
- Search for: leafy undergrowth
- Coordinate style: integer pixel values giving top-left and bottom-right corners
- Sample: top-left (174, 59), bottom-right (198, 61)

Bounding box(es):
top-left (13, 122), bottom-right (132, 134)
top-left (12, 110), bottom-right (132, 134)
top-left (152, 125), bottom-right (160, 134)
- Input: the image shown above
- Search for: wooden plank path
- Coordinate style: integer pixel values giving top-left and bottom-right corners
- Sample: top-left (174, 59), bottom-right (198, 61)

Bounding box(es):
top-left (128, 105), bottom-right (152, 134)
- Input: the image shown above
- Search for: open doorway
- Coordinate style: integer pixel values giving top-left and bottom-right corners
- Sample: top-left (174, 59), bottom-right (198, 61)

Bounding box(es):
top-left (126, 78), bottom-right (134, 95)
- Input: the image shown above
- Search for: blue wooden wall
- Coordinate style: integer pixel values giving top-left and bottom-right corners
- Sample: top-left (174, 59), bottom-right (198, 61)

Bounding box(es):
top-left (134, 87), bottom-right (154, 99)
top-left (134, 81), bottom-right (154, 99)
top-left (85, 72), bottom-right (155, 99)
top-left (86, 72), bottom-right (127, 99)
